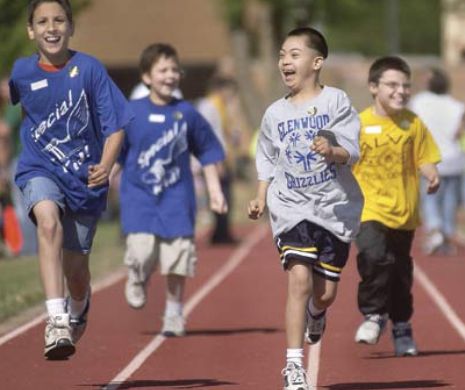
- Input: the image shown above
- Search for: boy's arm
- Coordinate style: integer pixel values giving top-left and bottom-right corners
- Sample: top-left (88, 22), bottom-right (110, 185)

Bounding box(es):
top-left (248, 180), bottom-right (269, 220)
top-left (311, 135), bottom-right (350, 164)
top-left (419, 163), bottom-right (440, 194)
top-left (88, 129), bottom-right (125, 188)
top-left (203, 163), bottom-right (228, 214)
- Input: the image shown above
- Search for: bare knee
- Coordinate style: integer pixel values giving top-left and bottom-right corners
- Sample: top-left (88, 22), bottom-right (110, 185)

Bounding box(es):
top-left (36, 216), bottom-right (62, 241)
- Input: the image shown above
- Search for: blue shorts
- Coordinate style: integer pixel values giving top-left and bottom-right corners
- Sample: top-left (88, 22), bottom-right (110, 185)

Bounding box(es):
top-left (21, 176), bottom-right (99, 254)
top-left (275, 220), bottom-right (350, 281)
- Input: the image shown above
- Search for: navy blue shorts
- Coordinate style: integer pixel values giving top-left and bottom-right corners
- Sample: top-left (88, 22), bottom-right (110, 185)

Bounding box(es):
top-left (275, 220), bottom-right (350, 281)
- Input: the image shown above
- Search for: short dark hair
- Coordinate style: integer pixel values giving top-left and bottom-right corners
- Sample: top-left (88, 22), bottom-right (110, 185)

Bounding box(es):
top-left (286, 27), bottom-right (328, 59)
top-left (27, 0), bottom-right (73, 25)
top-left (427, 67), bottom-right (449, 94)
top-left (139, 43), bottom-right (179, 75)
top-left (368, 56), bottom-right (411, 84)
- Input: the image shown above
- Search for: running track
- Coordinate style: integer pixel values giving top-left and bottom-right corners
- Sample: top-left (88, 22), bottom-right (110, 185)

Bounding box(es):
top-left (0, 222), bottom-right (464, 389)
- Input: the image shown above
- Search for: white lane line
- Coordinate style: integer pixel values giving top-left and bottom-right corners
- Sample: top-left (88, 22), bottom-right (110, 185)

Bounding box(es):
top-left (0, 268), bottom-right (126, 347)
top-left (414, 263), bottom-right (465, 342)
top-left (102, 223), bottom-right (269, 390)
top-left (308, 341), bottom-right (321, 389)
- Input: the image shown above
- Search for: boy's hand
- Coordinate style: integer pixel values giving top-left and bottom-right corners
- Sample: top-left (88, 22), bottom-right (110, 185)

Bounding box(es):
top-left (248, 198), bottom-right (265, 220)
top-left (88, 163), bottom-right (110, 188)
top-left (210, 190), bottom-right (228, 214)
top-left (426, 174), bottom-right (440, 194)
top-left (311, 136), bottom-right (334, 161)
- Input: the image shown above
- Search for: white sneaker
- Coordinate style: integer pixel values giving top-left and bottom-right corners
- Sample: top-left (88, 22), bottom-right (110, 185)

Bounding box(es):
top-left (161, 314), bottom-right (186, 337)
top-left (392, 322), bottom-right (418, 356)
top-left (282, 362), bottom-right (309, 390)
top-left (44, 313), bottom-right (75, 360)
top-left (355, 313), bottom-right (388, 344)
top-left (305, 309), bottom-right (326, 344)
top-left (125, 266), bottom-right (147, 309)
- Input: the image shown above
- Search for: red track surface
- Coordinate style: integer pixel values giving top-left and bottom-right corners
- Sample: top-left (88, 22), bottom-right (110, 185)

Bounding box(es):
top-left (0, 222), bottom-right (464, 389)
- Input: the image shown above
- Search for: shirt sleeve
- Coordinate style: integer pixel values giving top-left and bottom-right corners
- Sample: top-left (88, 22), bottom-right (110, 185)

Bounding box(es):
top-left (90, 59), bottom-right (133, 137)
top-left (415, 119), bottom-right (441, 167)
top-left (8, 64), bottom-right (20, 105)
top-left (256, 111), bottom-right (277, 182)
top-left (188, 107), bottom-right (225, 166)
top-left (328, 91), bottom-right (361, 166)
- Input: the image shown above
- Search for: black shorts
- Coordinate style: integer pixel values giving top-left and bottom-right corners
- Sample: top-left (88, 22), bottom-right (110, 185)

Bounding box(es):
top-left (275, 220), bottom-right (350, 281)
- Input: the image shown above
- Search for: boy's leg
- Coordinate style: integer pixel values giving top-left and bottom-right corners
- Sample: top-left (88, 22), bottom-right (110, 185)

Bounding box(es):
top-left (388, 229), bottom-right (417, 356)
top-left (159, 237), bottom-right (196, 337)
top-left (355, 221), bottom-right (391, 344)
top-left (61, 211), bottom-right (98, 343)
top-left (286, 260), bottom-right (312, 349)
top-left (23, 177), bottom-right (75, 359)
top-left (305, 276), bottom-right (338, 344)
top-left (162, 274), bottom-right (186, 337)
top-left (124, 233), bottom-right (157, 309)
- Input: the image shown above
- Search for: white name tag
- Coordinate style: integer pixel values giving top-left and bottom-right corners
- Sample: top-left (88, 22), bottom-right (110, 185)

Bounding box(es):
top-left (149, 114), bottom-right (165, 123)
top-left (30, 79), bottom-right (48, 91)
top-left (365, 125), bottom-right (382, 134)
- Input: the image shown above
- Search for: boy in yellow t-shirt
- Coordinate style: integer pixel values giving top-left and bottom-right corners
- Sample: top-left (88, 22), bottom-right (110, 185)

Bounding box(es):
top-left (352, 56), bottom-right (440, 357)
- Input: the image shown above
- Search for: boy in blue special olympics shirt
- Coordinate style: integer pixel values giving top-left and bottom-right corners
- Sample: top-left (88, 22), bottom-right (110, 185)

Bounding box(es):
top-left (115, 43), bottom-right (227, 337)
top-left (9, 0), bottom-right (132, 359)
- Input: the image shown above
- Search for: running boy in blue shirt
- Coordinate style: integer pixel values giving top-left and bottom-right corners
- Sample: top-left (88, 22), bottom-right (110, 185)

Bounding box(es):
top-left (115, 43), bottom-right (227, 337)
top-left (248, 27), bottom-right (363, 390)
top-left (9, 0), bottom-right (132, 359)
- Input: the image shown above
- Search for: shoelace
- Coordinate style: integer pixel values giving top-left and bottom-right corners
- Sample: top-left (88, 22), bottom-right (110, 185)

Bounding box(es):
top-left (282, 364), bottom-right (307, 385)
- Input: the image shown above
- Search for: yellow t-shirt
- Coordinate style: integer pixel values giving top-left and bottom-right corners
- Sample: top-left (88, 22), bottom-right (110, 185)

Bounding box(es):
top-left (352, 107), bottom-right (441, 230)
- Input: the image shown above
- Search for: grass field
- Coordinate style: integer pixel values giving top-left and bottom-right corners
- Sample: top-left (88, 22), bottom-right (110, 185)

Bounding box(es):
top-left (0, 221), bottom-right (125, 324)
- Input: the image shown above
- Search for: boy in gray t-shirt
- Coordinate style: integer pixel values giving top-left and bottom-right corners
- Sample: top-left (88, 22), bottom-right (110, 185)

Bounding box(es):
top-left (248, 27), bottom-right (363, 390)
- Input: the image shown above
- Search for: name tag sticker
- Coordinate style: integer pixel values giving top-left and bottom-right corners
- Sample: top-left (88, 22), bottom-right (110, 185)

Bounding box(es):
top-left (365, 125), bottom-right (382, 134)
top-left (30, 79), bottom-right (48, 91)
top-left (149, 114), bottom-right (165, 123)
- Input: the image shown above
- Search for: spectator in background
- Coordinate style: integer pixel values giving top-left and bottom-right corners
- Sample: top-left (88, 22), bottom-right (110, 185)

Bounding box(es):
top-left (197, 76), bottom-right (239, 245)
top-left (410, 68), bottom-right (465, 255)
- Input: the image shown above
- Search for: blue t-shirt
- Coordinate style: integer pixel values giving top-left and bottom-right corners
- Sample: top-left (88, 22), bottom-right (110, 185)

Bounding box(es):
top-left (9, 51), bottom-right (133, 214)
top-left (119, 97), bottom-right (225, 238)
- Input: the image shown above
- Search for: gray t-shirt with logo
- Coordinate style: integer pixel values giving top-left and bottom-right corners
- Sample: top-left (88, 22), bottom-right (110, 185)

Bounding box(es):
top-left (256, 86), bottom-right (363, 242)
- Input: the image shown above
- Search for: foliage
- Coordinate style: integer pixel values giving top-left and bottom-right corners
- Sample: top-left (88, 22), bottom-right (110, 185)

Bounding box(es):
top-left (0, 0), bottom-right (91, 77)
top-left (220, 0), bottom-right (442, 56)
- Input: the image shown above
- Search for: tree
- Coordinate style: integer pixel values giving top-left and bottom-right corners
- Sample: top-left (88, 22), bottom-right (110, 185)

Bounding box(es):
top-left (0, 0), bottom-right (91, 77)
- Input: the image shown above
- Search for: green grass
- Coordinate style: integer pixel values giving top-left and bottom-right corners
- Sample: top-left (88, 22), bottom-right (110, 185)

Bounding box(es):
top-left (0, 221), bottom-right (125, 323)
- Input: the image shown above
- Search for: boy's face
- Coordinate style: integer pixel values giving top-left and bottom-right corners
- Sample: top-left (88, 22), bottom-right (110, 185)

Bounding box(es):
top-left (142, 55), bottom-right (181, 103)
top-left (278, 35), bottom-right (323, 93)
top-left (370, 69), bottom-right (411, 115)
top-left (27, 2), bottom-right (73, 64)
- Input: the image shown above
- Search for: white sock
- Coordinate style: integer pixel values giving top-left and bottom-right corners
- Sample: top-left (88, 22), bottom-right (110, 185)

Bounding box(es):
top-left (45, 298), bottom-right (66, 317)
top-left (69, 290), bottom-right (89, 318)
top-left (164, 300), bottom-right (183, 317)
top-left (308, 297), bottom-right (324, 317)
top-left (286, 348), bottom-right (304, 366)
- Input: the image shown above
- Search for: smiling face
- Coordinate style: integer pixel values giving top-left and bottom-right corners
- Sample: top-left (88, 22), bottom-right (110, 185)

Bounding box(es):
top-left (278, 35), bottom-right (324, 95)
top-left (142, 55), bottom-right (181, 105)
top-left (370, 69), bottom-right (411, 116)
top-left (27, 1), bottom-right (73, 65)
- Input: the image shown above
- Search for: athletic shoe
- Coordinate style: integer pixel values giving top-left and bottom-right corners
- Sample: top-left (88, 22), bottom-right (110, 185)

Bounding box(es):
top-left (305, 309), bottom-right (326, 344)
top-left (161, 314), bottom-right (186, 337)
top-left (355, 313), bottom-right (388, 344)
top-left (125, 265), bottom-right (147, 309)
top-left (65, 289), bottom-right (91, 344)
top-left (281, 362), bottom-right (309, 390)
top-left (392, 322), bottom-right (418, 357)
top-left (43, 313), bottom-right (75, 360)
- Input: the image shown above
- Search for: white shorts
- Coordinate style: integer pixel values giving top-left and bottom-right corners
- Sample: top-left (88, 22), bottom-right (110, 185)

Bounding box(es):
top-left (124, 233), bottom-right (197, 278)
